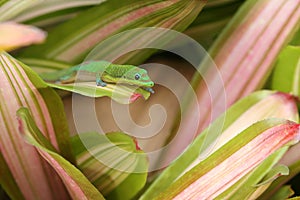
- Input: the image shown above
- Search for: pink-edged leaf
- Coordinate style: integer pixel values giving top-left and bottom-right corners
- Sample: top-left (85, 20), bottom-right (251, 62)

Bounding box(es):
top-left (162, 0), bottom-right (300, 167)
top-left (20, 0), bottom-right (207, 65)
top-left (17, 107), bottom-right (105, 200)
top-left (0, 22), bottom-right (46, 51)
top-left (0, 52), bottom-right (73, 199)
top-left (156, 119), bottom-right (300, 199)
top-left (141, 90), bottom-right (299, 200)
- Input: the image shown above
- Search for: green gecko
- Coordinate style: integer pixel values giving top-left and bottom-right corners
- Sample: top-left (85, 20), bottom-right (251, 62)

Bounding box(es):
top-left (40, 60), bottom-right (155, 93)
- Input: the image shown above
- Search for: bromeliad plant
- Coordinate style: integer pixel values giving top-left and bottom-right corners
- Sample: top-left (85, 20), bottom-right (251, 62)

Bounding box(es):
top-left (1, 0), bottom-right (300, 200)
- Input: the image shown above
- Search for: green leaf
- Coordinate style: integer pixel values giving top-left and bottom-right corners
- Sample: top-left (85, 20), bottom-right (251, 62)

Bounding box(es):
top-left (255, 165), bottom-right (289, 187)
top-left (269, 185), bottom-right (294, 200)
top-left (290, 27), bottom-right (300, 46)
top-left (141, 90), bottom-right (299, 200)
top-left (0, 153), bottom-right (24, 200)
top-left (47, 82), bottom-right (151, 104)
top-left (271, 46), bottom-right (300, 97)
top-left (0, 52), bottom-right (73, 199)
top-left (19, 0), bottom-right (206, 65)
top-left (258, 150), bottom-right (300, 199)
top-left (17, 107), bottom-right (105, 200)
top-left (18, 57), bottom-right (71, 71)
top-left (288, 196), bottom-right (300, 200)
top-left (72, 132), bottom-right (148, 200)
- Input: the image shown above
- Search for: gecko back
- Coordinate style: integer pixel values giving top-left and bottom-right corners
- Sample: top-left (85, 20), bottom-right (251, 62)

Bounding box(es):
top-left (39, 60), bottom-right (111, 83)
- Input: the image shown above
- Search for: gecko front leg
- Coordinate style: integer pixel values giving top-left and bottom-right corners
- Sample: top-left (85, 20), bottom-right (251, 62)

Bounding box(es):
top-left (143, 87), bottom-right (155, 94)
top-left (96, 72), bottom-right (107, 87)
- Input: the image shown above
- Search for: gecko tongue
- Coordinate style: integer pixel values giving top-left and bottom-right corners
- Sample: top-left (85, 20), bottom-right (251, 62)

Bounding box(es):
top-left (130, 93), bottom-right (143, 103)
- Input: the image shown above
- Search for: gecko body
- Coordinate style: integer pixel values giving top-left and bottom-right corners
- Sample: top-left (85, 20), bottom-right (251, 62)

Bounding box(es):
top-left (40, 60), bottom-right (154, 93)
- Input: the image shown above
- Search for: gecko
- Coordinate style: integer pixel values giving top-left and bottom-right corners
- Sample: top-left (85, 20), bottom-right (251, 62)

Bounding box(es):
top-left (39, 60), bottom-right (155, 93)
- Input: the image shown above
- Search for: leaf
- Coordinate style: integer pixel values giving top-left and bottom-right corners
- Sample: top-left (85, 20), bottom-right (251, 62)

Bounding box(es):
top-left (255, 165), bottom-right (289, 187)
top-left (217, 157), bottom-right (290, 200)
top-left (12, 0), bottom-right (106, 22)
top-left (288, 196), bottom-right (300, 200)
top-left (271, 45), bottom-right (300, 97)
top-left (269, 185), bottom-right (294, 200)
top-left (258, 148), bottom-right (300, 199)
top-left (160, 0), bottom-right (300, 173)
top-left (0, 22), bottom-right (47, 51)
top-left (141, 90), bottom-right (299, 200)
top-left (291, 27), bottom-right (300, 46)
top-left (184, 0), bottom-right (243, 49)
top-left (19, 0), bottom-right (206, 65)
top-left (17, 107), bottom-right (105, 200)
top-left (47, 81), bottom-right (150, 104)
top-left (0, 0), bottom-right (41, 22)
top-left (155, 119), bottom-right (300, 199)
top-left (0, 153), bottom-right (24, 200)
top-left (0, 52), bottom-right (73, 199)
top-left (72, 132), bottom-right (148, 200)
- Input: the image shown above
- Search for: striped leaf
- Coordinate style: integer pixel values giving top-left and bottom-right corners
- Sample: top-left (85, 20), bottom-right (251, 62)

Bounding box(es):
top-left (0, 0), bottom-right (41, 22)
top-left (12, 0), bottom-right (106, 23)
top-left (19, 0), bottom-right (206, 66)
top-left (0, 52), bottom-right (73, 199)
top-left (162, 0), bottom-right (300, 169)
top-left (155, 119), bottom-right (300, 199)
top-left (184, 0), bottom-right (243, 49)
top-left (72, 132), bottom-right (148, 200)
top-left (141, 90), bottom-right (299, 199)
top-left (17, 108), bottom-right (105, 200)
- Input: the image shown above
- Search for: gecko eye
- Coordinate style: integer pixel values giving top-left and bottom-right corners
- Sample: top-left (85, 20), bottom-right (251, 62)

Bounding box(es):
top-left (134, 73), bottom-right (141, 80)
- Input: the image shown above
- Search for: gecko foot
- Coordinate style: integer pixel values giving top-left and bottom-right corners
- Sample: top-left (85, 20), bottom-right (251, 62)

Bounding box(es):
top-left (144, 87), bottom-right (155, 94)
top-left (96, 80), bottom-right (107, 87)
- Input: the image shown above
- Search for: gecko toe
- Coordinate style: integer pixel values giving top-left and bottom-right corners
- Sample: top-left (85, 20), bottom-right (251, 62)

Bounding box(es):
top-left (96, 80), bottom-right (107, 87)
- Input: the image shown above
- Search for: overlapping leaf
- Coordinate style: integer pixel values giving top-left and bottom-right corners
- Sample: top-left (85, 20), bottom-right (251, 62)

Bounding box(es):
top-left (17, 108), bottom-right (105, 200)
top-left (12, 0), bottom-right (106, 23)
top-left (72, 132), bottom-right (148, 200)
top-left (155, 119), bottom-right (300, 199)
top-left (141, 90), bottom-right (299, 199)
top-left (0, 52), bottom-right (73, 199)
top-left (19, 0), bottom-right (207, 66)
top-left (161, 0), bottom-right (300, 170)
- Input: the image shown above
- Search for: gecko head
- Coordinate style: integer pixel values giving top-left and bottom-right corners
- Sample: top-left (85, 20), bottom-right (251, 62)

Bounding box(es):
top-left (119, 67), bottom-right (154, 88)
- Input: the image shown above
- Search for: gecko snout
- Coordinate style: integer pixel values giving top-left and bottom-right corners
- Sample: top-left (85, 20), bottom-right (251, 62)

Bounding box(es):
top-left (148, 81), bottom-right (154, 87)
